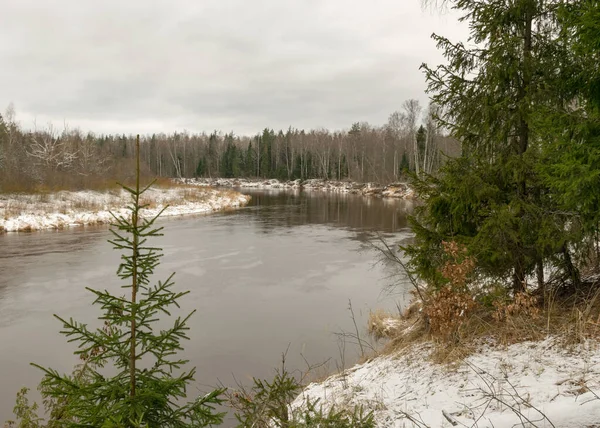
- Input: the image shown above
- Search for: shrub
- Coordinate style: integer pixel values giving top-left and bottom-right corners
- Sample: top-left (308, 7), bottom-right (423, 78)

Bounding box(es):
top-left (228, 357), bottom-right (375, 428)
top-left (493, 292), bottom-right (541, 322)
top-left (423, 241), bottom-right (478, 339)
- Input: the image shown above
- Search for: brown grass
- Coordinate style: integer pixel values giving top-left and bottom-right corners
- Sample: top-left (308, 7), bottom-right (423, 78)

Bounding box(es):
top-left (0, 173), bottom-right (126, 195)
top-left (368, 309), bottom-right (409, 341)
top-left (370, 283), bottom-right (600, 366)
top-left (0, 193), bottom-right (114, 218)
top-left (367, 240), bottom-right (600, 365)
top-left (0, 182), bottom-right (240, 222)
top-left (0, 157), bottom-right (154, 195)
top-left (138, 187), bottom-right (214, 209)
top-left (150, 177), bottom-right (202, 189)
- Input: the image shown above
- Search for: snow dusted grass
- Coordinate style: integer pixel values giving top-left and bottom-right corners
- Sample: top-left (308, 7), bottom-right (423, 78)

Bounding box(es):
top-left (303, 283), bottom-right (600, 428)
top-left (0, 186), bottom-right (250, 232)
top-left (295, 338), bottom-right (600, 427)
top-left (368, 310), bottom-right (405, 341)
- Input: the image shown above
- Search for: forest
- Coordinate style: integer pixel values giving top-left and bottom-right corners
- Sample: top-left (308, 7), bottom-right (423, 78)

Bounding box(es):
top-left (0, 99), bottom-right (459, 192)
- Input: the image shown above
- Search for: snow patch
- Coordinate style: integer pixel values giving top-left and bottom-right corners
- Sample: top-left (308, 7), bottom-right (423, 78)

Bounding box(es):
top-left (0, 188), bottom-right (250, 233)
top-left (294, 338), bottom-right (600, 427)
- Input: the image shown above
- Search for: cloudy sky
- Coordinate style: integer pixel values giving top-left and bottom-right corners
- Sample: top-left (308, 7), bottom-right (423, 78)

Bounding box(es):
top-left (0, 0), bottom-right (468, 136)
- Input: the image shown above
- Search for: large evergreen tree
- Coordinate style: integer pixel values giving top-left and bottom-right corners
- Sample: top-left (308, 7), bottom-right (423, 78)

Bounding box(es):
top-left (220, 134), bottom-right (242, 178)
top-left (207, 132), bottom-right (219, 177)
top-left (407, 0), bottom-right (573, 291)
top-left (195, 156), bottom-right (207, 177)
top-left (245, 142), bottom-right (256, 177)
top-left (537, 0), bottom-right (600, 278)
top-left (399, 151), bottom-right (410, 176)
top-left (260, 129), bottom-right (275, 178)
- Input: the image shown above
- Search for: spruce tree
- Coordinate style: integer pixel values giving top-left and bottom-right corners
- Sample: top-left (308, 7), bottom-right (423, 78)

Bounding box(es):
top-left (399, 152), bottom-right (410, 176)
top-left (33, 135), bottom-right (224, 427)
top-left (260, 128), bottom-right (275, 178)
top-left (232, 146), bottom-right (243, 178)
top-left (416, 125), bottom-right (426, 168)
top-left (195, 157), bottom-right (206, 178)
top-left (245, 142), bottom-right (256, 177)
top-left (537, 0), bottom-right (600, 279)
top-left (407, 0), bottom-right (570, 291)
top-left (207, 132), bottom-right (219, 177)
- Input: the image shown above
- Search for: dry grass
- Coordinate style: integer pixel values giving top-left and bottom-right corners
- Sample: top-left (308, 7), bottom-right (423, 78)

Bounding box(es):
top-left (0, 157), bottom-right (150, 195)
top-left (138, 187), bottom-right (213, 209)
top-left (366, 241), bottom-right (600, 365)
top-left (0, 174), bottom-right (127, 195)
top-left (150, 177), bottom-right (210, 190)
top-left (370, 282), bottom-right (600, 366)
top-left (0, 193), bottom-right (115, 218)
top-left (368, 309), bottom-right (409, 341)
top-left (0, 182), bottom-right (235, 221)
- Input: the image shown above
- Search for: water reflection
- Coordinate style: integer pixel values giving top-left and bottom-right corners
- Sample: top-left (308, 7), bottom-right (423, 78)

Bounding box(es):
top-left (229, 188), bottom-right (413, 237)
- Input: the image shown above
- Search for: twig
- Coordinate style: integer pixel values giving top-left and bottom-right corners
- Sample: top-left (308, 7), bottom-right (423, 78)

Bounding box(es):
top-left (348, 299), bottom-right (365, 358)
top-left (397, 409), bottom-right (430, 427)
top-left (464, 361), bottom-right (556, 428)
top-left (371, 233), bottom-right (426, 302)
top-left (332, 331), bottom-right (375, 354)
top-left (442, 409), bottom-right (459, 426)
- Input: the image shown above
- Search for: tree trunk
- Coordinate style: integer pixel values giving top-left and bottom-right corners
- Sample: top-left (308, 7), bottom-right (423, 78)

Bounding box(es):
top-left (536, 259), bottom-right (544, 292)
top-left (562, 244), bottom-right (581, 289)
top-left (513, 4), bottom-right (533, 293)
top-left (513, 263), bottom-right (525, 293)
top-left (413, 133), bottom-right (420, 176)
top-left (130, 135), bottom-right (140, 398)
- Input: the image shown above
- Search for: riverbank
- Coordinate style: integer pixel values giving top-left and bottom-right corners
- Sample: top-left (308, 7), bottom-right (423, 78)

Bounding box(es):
top-left (292, 282), bottom-right (600, 428)
top-left (0, 187), bottom-right (250, 232)
top-left (179, 178), bottom-right (415, 199)
top-left (294, 336), bottom-right (600, 427)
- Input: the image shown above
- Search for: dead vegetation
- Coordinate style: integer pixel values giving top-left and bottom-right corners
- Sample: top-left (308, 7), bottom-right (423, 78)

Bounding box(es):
top-left (1, 183), bottom-right (218, 219)
top-left (369, 239), bottom-right (600, 365)
top-left (0, 181), bottom-right (249, 232)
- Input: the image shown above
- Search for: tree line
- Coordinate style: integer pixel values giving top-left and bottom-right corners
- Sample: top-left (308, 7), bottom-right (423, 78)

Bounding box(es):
top-left (0, 100), bottom-right (459, 192)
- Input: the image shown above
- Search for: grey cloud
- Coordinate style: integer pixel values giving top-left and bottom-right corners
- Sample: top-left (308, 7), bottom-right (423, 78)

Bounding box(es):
top-left (0, 0), bottom-right (468, 135)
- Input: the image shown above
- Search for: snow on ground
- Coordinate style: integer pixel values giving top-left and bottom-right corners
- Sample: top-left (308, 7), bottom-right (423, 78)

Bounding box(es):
top-left (179, 178), bottom-right (416, 199)
top-left (0, 187), bottom-right (250, 232)
top-left (294, 338), bottom-right (600, 427)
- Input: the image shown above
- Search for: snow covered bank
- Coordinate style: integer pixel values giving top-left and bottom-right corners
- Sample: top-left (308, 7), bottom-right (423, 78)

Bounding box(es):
top-left (179, 178), bottom-right (415, 199)
top-left (295, 338), bottom-right (600, 427)
top-left (0, 187), bottom-right (250, 233)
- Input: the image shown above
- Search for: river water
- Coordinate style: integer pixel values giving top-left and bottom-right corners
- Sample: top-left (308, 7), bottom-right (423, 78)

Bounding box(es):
top-left (0, 189), bottom-right (413, 424)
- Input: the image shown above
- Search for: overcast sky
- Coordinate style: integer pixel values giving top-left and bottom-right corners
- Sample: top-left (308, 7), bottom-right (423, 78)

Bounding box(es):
top-left (0, 0), bottom-right (468, 136)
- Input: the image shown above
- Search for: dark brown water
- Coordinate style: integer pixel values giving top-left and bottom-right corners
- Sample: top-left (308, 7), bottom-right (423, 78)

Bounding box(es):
top-left (0, 189), bottom-right (413, 424)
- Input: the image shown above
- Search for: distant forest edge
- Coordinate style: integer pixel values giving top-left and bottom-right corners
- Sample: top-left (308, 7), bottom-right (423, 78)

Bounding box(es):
top-left (0, 100), bottom-right (459, 192)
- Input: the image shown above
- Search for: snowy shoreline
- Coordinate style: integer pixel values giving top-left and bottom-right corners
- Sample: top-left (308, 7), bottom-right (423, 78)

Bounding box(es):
top-left (0, 187), bottom-right (250, 233)
top-left (178, 178), bottom-right (415, 199)
top-left (294, 338), bottom-right (600, 427)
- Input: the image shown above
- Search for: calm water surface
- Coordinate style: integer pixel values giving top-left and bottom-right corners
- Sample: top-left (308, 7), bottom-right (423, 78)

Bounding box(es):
top-left (0, 189), bottom-right (413, 423)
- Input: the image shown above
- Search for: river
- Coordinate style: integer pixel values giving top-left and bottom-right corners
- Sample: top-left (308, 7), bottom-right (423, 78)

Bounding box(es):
top-left (0, 188), bottom-right (414, 424)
